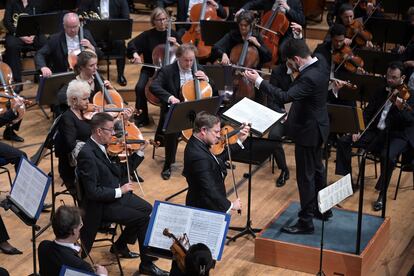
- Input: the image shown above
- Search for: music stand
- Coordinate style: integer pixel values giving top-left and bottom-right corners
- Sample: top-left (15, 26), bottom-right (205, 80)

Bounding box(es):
top-left (163, 97), bottom-right (222, 201)
top-left (15, 12), bottom-right (61, 36)
top-left (354, 49), bottom-right (400, 76)
top-left (199, 20), bottom-right (238, 46)
top-left (83, 19), bottom-right (133, 41)
top-left (36, 72), bottom-right (75, 119)
top-left (203, 64), bottom-right (234, 91)
top-left (365, 18), bottom-right (412, 48)
top-left (2, 157), bottom-right (51, 276)
top-left (219, 0), bottom-right (250, 9)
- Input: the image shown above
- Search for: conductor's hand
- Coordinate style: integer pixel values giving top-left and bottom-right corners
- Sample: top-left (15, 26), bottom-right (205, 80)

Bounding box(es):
top-left (290, 22), bottom-right (303, 37)
top-left (243, 69), bottom-right (260, 83)
top-left (121, 183), bottom-right (134, 194)
top-left (237, 123), bottom-right (250, 142)
top-left (352, 133), bottom-right (360, 142)
top-left (94, 265), bottom-right (108, 276)
top-left (232, 198), bottom-right (242, 212)
top-left (40, 67), bottom-right (52, 78)
top-left (195, 70), bottom-right (208, 81)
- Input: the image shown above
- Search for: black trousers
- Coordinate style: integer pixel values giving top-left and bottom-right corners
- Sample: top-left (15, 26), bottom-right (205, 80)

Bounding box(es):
top-left (268, 122), bottom-right (287, 171)
top-left (102, 193), bottom-right (153, 263)
top-left (0, 141), bottom-right (27, 172)
top-left (98, 39), bottom-right (126, 77)
top-left (134, 70), bottom-right (151, 120)
top-left (0, 216), bottom-right (10, 243)
top-left (4, 34), bottom-right (46, 83)
top-left (294, 143), bottom-right (326, 224)
top-left (156, 109), bottom-right (180, 169)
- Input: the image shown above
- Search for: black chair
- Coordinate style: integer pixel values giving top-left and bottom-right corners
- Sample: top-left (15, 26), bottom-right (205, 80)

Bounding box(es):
top-left (394, 151), bottom-right (414, 200)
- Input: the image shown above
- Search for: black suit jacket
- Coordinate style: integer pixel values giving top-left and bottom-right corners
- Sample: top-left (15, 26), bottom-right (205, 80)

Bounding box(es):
top-left (78, 0), bottom-right (129, 19)
top-left (77, 138), bottom-right (143, 252)
top-left (184, 136), bottom-right (241, 212)
top-left (259, 58), bottom-right (330, 147)
top-left (267, 63), bottom-right (292, 112)
top-left (38, 240), bottom-right (94, 276)
top-left (34, 29), bottom-right (99, 73)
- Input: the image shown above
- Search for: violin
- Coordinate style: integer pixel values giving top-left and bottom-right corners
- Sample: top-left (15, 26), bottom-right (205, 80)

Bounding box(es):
top-left (181, 61), bottom-right (212, 141)
top-left (145, 18), bottom-right (177, 106)
top-left (390, 83), bottom-right (412, 111)
top-left (345, 18), bottom-right (373, 47)
top-left (210, 125), bottom-right (240, 155)
top-left (330, 77), bottom-right (358, 90)
top-left (163, 228), bottom-right (188, 273)
top-left (260, 1), bottom-right (290, 67)
top-left (230, 24), bottom-right (259, 102)
top-left (182, 0), bottom-right (219, 59)
top-left (332, 45), bottom-right (364, 73)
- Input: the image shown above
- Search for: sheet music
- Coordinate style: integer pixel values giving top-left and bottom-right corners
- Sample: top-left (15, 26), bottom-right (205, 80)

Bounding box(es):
top-left (147, 201), bottom-right (230, 260)
top-left (10, 158), bottom-right (49, 219)
top-left (318, 174), bottom-right (353, 214)
top-left (60, 266), bottom-right (96, 276)
top-left (223, 97), bottom-right (285, 135)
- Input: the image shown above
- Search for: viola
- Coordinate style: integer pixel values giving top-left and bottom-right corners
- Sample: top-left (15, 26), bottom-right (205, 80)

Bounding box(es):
top-left (181, 61), bottom-right (212, 141)
top-left (260, 1), bottom-right (290, 67)
top-left (332, 45), bottom-right (364, 73)
top-left (345, 20), bottom-right (373, 47)
top-left (181, 0), bottom-right (219, 59)
top-left (230, 25), bottom-right (259, 102)
top-left (163, 228), bottom-right (188, 273)
top-left (145, 19), bottom-right (177, 106)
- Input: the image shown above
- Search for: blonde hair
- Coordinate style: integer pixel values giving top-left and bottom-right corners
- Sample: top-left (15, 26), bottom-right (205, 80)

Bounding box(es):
top-left (66, 79), bottom-right (91, 107)
top-left (150, 7), bottom-right (168, 26)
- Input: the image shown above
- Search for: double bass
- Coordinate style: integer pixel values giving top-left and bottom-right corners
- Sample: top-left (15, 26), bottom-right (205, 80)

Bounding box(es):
top-left (260, 1), bottom-right (290, 67)
top-left (182, 0), bottom-right (219, 59)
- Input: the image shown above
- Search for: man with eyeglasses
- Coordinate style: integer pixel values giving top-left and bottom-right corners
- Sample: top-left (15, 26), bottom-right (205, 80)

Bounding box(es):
top-left (76, 113), bottom-right (168, 276)
top-left (38, 205), bottom-right (108, 276)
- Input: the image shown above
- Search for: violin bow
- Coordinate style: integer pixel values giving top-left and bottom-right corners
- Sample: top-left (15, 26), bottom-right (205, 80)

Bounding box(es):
top-left (225, 127), bottom-right (241, 215)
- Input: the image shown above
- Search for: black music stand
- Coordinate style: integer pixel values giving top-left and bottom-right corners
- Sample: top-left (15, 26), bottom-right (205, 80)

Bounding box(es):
top-left (36, 72), bottom-right (75, 119)
top-left (381, 0), bottom-right (413, 18)
top-left (220, 0), bottom-right (250, 9)
top-left (163, 97), bottom-right (222, 201)
top-left (39, 0), bottom-right (78, 12)
top-left (354, 49), bottom-right (400, 76)
top-left (199, 20), bottom-right (238, 46)
top-left (84, 19), bottom-right (133, 41)
top-left (15, 12), bottom-right (61, 37)
top-left (365, 18), bottom-right (412, 48)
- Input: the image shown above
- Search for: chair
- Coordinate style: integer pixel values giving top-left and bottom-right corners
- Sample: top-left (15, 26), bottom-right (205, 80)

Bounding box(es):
top-left (0, 158), bottom-right (12, 188)
top-left (394, 151), bottom-right (414, 200)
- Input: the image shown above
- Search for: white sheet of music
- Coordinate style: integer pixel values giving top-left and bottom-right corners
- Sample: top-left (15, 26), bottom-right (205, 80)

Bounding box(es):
top-left (223, 97), bottom-right (285, 135)
top-left (318, 174), bottom-right (353, 214)
top-left (63, 268), bottom-right (93, 276)
top-left (10, 158), bottom-right (49, 219)
top-left (147, 202), bottom-right (229, 260)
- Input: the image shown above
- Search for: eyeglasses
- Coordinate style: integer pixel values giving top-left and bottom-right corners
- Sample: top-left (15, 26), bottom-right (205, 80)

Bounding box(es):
top-left (100, 127), bottom-right (115, 134)
top-left (154, 18), bottom-right (167, 22)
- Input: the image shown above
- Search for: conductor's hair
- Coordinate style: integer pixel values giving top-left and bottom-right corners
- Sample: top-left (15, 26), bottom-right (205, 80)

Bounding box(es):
top-left (338, 3), bottom-right (354, 15)
top-left (281, 38), bottom-right (311, 59)
top-left (90, 112), bottom-right (114, 132)
top-left (388, 61), bottom-right (405, 76)
top-left (193, 111), bottom-right (220, 133)
top-left (150, 7), bottom-right (168, 26)
top-left (176, 43), bottom-right (198, 57)
top-left (74, 50), bottom-right (97, 75)
top-left (330, 24), bottom-right (346, 37)
top-left (185, 243), bottom-right (214, 276)
top-left (52, 206), bottom-right (83, 239)
top-left (236, 10), bottom-right (255, 25)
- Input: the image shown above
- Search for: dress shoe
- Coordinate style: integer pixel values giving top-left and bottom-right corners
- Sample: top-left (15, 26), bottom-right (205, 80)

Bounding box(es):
top-left (276, 170), bottom-right (289, 187)
top-left (110, 244), bottom-right (139, 259)
top-left (117, 75), bottom-right (127, 86)
top-left (0, 244), bottom-right (22, 255)
top-left (314, 209), bottom-right (333, 221)
top-left (137, 262), bottom-right (169, 276)
top-left (373, 199), bottom-right (383, 211)
top-left (281, 221), bottom-right (314, 234)
top-left (161, 167), bottom-right (171, 180)
top-left (135, 116), bottom-right (150, 127)
top-left (3, 128), bottom-right (24, 142)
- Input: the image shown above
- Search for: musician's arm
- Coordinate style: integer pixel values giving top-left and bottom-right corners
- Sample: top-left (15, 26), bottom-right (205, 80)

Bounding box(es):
top-left (285, 0), bottom-right (306, 26)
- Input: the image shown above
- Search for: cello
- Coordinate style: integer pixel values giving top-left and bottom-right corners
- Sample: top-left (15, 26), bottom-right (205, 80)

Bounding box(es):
top-left (181, 61), bottom-right (212, 140)
top-left (182, 0), bottom-right (219, 59)
top-left (68, 19), bottom-right (85, 70)
top-left (145, 18), bottom-right (177, 106)
top-left (260, 1), bottom-right (290, 67)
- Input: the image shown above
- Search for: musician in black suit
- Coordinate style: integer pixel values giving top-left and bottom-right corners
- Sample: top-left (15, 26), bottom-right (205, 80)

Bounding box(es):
top-left (38, 206), bottom-right (108, 276)
top-left (35, 12), bottom-right (99, 77)
top-left (77, 113), bottom-right (168, 276)
top-left (78, 0), bottom-right (129, 86)
top-left (156, 0), bottom-right (227, 38)
top-left (0, 216), bottom-right (22, 255)
top-left (184, 111), bottom-right (248, 212)
top-left (150, 43), bottom-right (210, 180)
top-left (245, 39), bottom-right (331, 234)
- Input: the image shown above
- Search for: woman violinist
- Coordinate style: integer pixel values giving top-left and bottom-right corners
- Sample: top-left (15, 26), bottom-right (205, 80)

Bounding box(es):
top-left (127, 8), bottom-right (180, 127)
top-left (212, 11), bottom-right (272, 69)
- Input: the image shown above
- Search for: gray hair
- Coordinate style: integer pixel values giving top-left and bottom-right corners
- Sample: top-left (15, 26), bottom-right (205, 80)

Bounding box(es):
top-left (66, 79), bottom-right (91, 107)
top-left (63, 12), bottom-right (79, 26)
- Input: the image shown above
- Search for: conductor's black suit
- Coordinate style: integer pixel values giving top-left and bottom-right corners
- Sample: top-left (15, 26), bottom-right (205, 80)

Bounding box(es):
top-left (258, 58), bottom-right (329, 225)
top-left (77, 138), bottom-right (152, 262)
